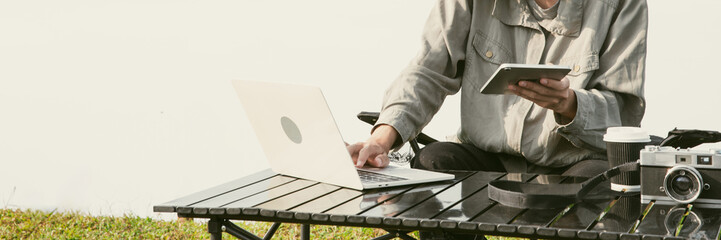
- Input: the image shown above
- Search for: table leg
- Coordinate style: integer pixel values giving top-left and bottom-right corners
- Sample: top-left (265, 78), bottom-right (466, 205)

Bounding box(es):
top-left (222, 220), bottom-right (262, 240)
top-left (373, 230), bottom-right (416, 240)
top-left (396, 232), bottom-right (416, 240)
top-left (301, 224), bottom-right (310, 240)
top-left (263, 222), bottom-right (281, 240)
top-left (208, 218), bottom-right (223, 240)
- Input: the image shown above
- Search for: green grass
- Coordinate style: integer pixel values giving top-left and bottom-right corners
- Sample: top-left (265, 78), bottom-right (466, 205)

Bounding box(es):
top-left (1, 208), bottom-right (524, 239)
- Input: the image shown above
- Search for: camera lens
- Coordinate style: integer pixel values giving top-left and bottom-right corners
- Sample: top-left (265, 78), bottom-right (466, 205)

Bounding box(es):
top-left (664, 165), bottom-right (703, 204)
top-left (671, 175), bottom-right (693, 194)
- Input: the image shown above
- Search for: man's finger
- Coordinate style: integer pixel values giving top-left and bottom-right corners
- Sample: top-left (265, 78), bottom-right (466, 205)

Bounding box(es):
top-left (347, 143), bottom-right (364, 165)
top-left (369, 154), bottom-right (389, 168)
top-left (347, 142), bottom-right (363, 154)
top-left (518, 81), bottom-right (557, 97)
top-left (356, 145), bottom-right (371, 168)
top-left (539, 77), bottom-right (570, 90)
top-left (511, 84), bottom-right (557, 103)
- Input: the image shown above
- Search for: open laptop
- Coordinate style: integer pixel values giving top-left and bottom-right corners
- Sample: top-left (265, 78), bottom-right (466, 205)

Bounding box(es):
top-left (232, 80), bottom-right (454, 190)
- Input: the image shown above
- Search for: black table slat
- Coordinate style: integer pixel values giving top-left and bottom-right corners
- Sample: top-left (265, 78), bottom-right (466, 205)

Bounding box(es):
top-left (619, 233), bottom-right (642, 240)
top-left (432, 173), bottom-right (532, 222)
top-left (311, 213), bottom-right (329, 221)
top-left (549, 199), bottom-right (614, 229)
top-left (457, 222), bottom-right (477, 231)
top-left (254, 183), bottom-right (340, 210)
top-left (420, 219), bottom-right (440, 228)
top-left (469, 202), bottom-right (524, 224)
top-left (322, 185), bottom-right (413, 215)
top-left (383, 217), bottom-right (402, 226)
top-left (290, 188), bottom-right (362, 213)
top-left (599, 232), bottom-right (621, 240)
top-left (359, 172), bottom-right (473, 217)
top-left (222, 179), bottom-right (317, 208)
top-left (241, 208), bottom-right (260, 216)
top-left (366, 217), bottom-right (382, 225)
top-left (153, 169), bottom-right (276, 212)
top-left (294, 212), bottom-right (310, 220)
top-left (633, 203), bottom-right (676, 237)
top-left (190, 175), bottom-right (296, 208)
top-left (687, 207), bottom-right (721, 240)
top-left (496, 224), bottom-right (517, 234)
top-left (431, 187), bottom-right (493, 222)
top-left (578, 230), bottom-right (599, 239)
top-left (550, 192), bottom-right (615, 230)
top-left (330, 215), bottom-right (346, 223)
top-left (642, 236), bottom-right (663, 240)
top-left (396, 172), bottom-right (504, 219)
top-left (477, 223), bottom-right (497, 234)
top-left (558, 229), bottom-right (577, 238)
top-left (536, 227), bottom-right (556, 237)
top-left (276, 211), bottom-right (294, 219)
top-left (517, 225), bottom-right (535, 235)
top-left (511, 208), bottom-right (565, 227)
top-left (347, 216), bottom-right (364, 224)
top-left (592, 196), bottom-right (642, 233)
top-left (402, 219), bottom-right (420, 227)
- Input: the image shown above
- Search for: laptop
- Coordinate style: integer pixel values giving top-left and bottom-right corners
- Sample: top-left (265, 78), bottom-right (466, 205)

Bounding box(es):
top-left (232, 80), bottom-right (454, 190)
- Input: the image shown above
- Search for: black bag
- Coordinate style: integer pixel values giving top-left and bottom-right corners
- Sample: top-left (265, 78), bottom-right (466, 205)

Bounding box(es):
top-left (659, 128), bottom-right (721, 148)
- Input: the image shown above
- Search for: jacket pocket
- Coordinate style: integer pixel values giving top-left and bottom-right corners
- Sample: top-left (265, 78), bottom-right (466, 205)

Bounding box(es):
top-left (472, 31), bottom-right (513, 65)
top-left (468, 31), bottom-right (514, 89)
top-left (560, 52), bottom-right (600, 77)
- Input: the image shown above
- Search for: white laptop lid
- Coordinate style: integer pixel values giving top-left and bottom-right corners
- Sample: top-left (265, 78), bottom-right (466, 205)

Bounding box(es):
top-left (233, 80), bottom-right (364, 190)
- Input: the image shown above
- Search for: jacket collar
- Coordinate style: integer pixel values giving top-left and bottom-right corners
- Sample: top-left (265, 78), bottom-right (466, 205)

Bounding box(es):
top-left (491, 0), bottom-right (583, 37)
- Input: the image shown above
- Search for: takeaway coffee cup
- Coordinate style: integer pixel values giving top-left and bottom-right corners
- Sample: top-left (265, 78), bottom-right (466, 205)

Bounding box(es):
top-left (604, 127), bottom-right (651, 192)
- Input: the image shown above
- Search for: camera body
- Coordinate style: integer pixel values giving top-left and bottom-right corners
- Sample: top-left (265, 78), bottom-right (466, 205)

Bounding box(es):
top-left (640, 146), bottom-right (721, 207)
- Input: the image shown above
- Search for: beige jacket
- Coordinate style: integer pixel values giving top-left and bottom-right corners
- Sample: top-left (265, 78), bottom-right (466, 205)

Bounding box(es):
top-left (376, 0), bottom-right (648, 167)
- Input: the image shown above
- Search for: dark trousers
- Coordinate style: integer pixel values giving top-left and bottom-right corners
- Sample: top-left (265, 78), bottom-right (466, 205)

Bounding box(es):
top-left (411, 142), bottom-right (609, 240)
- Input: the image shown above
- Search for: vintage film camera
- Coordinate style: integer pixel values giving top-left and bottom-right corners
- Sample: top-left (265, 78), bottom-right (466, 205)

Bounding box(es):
top-left (640, 146), bottom-right (721, 207)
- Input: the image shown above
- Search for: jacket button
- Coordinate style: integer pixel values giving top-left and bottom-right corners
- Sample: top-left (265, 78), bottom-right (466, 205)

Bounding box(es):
top-left (485, 51), bottom-right (493, 58)
top-left (574, 65), bottom-right (581, 72)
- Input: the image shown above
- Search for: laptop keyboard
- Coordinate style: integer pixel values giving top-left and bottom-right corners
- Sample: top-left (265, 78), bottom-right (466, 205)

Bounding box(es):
top-left (357, 170), bottom-right (408, 183)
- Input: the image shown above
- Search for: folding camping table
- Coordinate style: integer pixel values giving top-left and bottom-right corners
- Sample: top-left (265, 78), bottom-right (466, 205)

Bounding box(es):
top-left (154, 169), bottom-right (720, 240)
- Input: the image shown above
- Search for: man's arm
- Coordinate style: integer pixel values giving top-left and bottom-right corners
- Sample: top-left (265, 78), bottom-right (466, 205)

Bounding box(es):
top-left (348, 0), bottom-right (472, 167)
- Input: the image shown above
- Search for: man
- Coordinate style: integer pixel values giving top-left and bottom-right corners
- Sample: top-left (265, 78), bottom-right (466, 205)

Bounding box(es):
top-left (348, 0), bottom-right (647, 179)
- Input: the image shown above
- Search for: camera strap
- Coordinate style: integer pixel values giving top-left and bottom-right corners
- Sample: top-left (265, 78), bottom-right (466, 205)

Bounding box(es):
top-left (487, 160), bottom-right (640, 209)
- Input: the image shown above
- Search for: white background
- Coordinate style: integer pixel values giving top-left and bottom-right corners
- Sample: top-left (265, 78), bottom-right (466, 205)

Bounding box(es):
top-left (1, 0), bottom-right (720, 218)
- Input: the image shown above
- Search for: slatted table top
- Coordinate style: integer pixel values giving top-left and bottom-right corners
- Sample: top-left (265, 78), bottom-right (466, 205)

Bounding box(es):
top-left (154, 169), bottom-right (720, 240)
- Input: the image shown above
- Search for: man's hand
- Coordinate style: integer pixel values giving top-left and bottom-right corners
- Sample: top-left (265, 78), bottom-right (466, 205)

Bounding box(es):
top-left (508, 77), bottom-right (577, 120)
top-left (346, 125), bottom-right (398, 168)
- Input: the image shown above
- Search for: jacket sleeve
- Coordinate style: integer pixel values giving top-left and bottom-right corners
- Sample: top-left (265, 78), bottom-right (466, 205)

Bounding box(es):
top-left (557, 0), bottom-right (648, 151)
top-left (374, 0), bottom-right (472, 145)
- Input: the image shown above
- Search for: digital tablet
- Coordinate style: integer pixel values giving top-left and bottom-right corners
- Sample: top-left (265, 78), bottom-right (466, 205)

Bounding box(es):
top-left (479, 64), bottom-right (572, 94)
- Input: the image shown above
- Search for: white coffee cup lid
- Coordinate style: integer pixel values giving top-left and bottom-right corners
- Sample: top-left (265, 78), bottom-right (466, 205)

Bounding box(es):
top-left (604, 127), bottom-right (651, 143)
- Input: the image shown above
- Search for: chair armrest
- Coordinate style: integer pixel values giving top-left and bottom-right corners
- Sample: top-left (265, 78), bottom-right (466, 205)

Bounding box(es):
top-left (357, 111), bottom-right (380, 126)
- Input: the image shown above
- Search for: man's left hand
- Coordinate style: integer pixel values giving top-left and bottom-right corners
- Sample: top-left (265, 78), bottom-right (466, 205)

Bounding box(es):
top-left (508, 77), bottom-right (577, 120)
